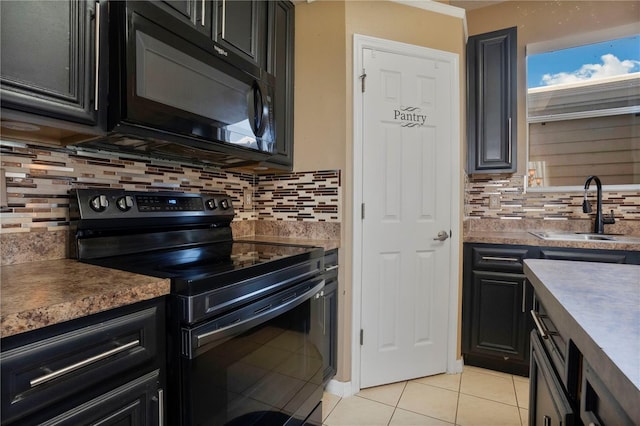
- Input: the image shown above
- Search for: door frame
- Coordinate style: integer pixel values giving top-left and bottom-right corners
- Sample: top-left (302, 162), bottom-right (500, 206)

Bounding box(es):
top-left (351, 34), bottom-right (462, 395)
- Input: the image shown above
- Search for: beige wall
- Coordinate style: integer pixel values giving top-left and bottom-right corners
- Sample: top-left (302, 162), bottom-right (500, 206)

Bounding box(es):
top-left (467, 0), bottom-right (640, 176)
top-left (295, 0), bottom-right (466, 383)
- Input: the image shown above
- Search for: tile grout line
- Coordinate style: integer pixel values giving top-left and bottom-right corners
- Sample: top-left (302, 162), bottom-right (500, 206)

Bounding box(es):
top-left (387, 380), bottom-right (408, 426)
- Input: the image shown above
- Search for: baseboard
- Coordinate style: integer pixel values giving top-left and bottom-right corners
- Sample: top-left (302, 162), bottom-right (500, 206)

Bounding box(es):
top-left (324, 379), bottom-right (354, 397)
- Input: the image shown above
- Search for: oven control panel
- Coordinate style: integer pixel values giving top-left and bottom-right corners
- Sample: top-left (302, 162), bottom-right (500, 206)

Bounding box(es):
top-left (70, 189), bottom-right (234, 220)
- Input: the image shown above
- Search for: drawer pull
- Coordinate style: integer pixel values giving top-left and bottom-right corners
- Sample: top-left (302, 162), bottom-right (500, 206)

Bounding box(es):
top-left (481, 256), bottom-right (519, 262)
top-left (30, 339), bottom-right (140, 388)
top-left (531, 310), bottom-right (549, 339)
top-left (324, 265), bottom-right (339, 272)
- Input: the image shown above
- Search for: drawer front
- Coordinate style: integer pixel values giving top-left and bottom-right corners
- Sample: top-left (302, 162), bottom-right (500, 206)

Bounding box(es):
top-left (324, 249), bottom-right (338, 279)
top-left (1, 305), bottom-right (160, 424)
top-left (539, 248), bottom-right (628, 264)
top-left (471, 246), bottom-right (532, 272)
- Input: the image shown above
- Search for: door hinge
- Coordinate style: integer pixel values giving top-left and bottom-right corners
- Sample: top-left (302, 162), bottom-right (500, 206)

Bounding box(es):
top-left (360, 69), bottom-right (367, 93)
top-left (360, 329), bottom-right (364, 345)
top-left (361, 203), bottom-right (365, 220)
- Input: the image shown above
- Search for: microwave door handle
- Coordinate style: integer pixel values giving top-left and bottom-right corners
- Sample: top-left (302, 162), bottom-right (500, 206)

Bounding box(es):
top-left (254, 83), bottom-right (268, 137)
top-left (247, 84), bottom-right (260, 135)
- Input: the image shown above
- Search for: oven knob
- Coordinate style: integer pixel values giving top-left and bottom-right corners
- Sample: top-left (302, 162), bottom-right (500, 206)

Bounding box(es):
top-left (89, 195), bottom-right (109, 212)
top-left (205, 199), bottom-right (217, 210)
top-left (219, 199), bottom-right (230, 210)
top-left (116, 195), bottom-right (134, 212)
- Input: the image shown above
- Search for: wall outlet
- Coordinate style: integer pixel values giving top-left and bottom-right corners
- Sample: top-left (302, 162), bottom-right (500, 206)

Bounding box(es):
top-left (489, 194), bottom-right (501, 210)
top-left (243, 189), bottom-right (253, 208)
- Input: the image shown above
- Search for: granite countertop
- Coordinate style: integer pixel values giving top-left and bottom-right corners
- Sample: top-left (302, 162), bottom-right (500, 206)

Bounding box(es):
top-left (524, 259), bottom-right (640, 422)
top-left (465, 230), bottom-right (640, 251)
top-left (1, 259), bottom-right (170, 339)
top-left (0, 237), bottom-right (338, 339)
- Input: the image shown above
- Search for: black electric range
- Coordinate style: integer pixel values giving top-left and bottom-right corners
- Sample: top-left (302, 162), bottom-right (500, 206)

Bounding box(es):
top-left (70, 189), bottom-right (326, 425)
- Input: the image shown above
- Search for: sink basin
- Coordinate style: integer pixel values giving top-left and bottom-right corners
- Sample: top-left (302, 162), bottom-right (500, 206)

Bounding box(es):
top-left (529, 231), bottom-right (640, 243)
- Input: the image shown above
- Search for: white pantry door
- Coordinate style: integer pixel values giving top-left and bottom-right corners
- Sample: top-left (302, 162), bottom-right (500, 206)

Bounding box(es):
top-left (360, 47), bottom-right (454, 388)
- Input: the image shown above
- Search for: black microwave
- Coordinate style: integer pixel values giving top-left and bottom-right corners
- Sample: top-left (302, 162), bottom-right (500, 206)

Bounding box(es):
top-left (100, 1), bottom-right (276, 166)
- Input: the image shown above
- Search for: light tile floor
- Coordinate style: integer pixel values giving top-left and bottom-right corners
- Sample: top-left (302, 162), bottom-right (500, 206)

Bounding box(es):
top-left (322, 366), bottom-right (529, 426)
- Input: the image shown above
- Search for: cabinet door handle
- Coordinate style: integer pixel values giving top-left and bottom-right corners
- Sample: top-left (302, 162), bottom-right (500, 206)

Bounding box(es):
top-left (481, 256), bottom-right (519, 262)
top-left (507, 117), bottom-right (512, 163)
top-left (324, 265), bottom-right (339, 272)
top-left (94, 1), bottom-right (101, 111)
top-left (531, 310), bottom-right (549, 339)
top-left (158, 388), bottom-right (165, 425)
top-left (221, 0), bottom-right (226, 38)
top-left (30, 339), bottom-right (140, 388)
top-left (522, 279), bottom-right (527, 313)
top-left (201, 0), bottom-right (205, 26)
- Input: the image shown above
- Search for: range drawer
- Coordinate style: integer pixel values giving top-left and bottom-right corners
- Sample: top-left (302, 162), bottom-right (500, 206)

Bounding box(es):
top-left (471, 246), bottom-right (534, 273)
top-left (1, 302), bottom-right (162, 424)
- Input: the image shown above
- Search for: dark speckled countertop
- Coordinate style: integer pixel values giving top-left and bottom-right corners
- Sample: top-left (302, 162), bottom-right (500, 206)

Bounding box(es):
top-left (464, 230), bottom-right (640, 251)
top-left (524, 259), bottom-right (640, 423)
top-left (0, 237), bottom-right (339, 339)
top-left (1, 259), bottom-right (170, 338)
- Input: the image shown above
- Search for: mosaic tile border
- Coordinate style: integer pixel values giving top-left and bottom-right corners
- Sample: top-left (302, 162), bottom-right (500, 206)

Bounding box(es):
top-left (0, 140), bottom-right (342, 235)
top-left (465, 174), bottom-right (640, 222)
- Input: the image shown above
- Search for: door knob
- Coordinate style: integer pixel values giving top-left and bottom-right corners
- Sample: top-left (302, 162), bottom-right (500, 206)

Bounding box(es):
top-left (433, 231), bottom-right (449, 241)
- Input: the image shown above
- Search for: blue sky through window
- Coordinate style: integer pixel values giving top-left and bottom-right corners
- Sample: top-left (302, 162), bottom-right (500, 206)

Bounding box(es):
top-left (527, 35), bottom-right (640, 88)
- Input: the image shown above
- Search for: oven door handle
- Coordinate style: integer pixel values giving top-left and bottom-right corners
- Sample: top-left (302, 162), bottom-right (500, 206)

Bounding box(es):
top-left (188, 278), bottom-right (325, 358)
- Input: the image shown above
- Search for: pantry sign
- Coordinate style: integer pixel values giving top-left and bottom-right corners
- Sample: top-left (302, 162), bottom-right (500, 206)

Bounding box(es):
top-left (392, 106), bottom-right (427, 127)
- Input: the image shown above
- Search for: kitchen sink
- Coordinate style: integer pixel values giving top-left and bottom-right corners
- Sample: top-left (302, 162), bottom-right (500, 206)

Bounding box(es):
top-left (529, 231), bottom-right (640, 243)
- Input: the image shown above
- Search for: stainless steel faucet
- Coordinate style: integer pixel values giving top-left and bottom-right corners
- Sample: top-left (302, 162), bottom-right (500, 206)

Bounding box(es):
top-left (583, 175), bottom-right (615, 234)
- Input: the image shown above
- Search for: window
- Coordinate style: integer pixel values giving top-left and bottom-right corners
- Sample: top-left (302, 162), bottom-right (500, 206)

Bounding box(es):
top-left (526, 32), bottom-right (640, 189)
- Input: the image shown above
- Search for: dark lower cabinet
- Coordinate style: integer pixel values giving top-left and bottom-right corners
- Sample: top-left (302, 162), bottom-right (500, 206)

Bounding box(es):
top-left (37, 370), bottom-right (162, 426)
top-left (0, 298), bottom-right (166, 425)
top-left (529, 330), bottom-right (576, 426)
top-left (462, 244), bottom-right (535, 376)
top-left (463, 243), bottom-right (640, 377)
top-left (322, 249), bottom-right (338, 384)
top-left (581, 361), bottom-right (634, 426)
top-left (467, 270), bottom-right (531, 372)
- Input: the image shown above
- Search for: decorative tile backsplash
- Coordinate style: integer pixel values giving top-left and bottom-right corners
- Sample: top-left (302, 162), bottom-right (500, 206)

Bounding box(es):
top-left (0, 140), bottom-right (341, 235)
top-left (466, 174), bottom-right (640, 222)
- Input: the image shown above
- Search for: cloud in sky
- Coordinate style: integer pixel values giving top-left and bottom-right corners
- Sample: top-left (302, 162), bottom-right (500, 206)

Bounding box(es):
top-left (541, 54), bottom-right (640, 86)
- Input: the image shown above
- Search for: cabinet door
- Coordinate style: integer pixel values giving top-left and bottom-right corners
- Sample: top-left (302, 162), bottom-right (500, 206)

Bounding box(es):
top-left (37, 371), bottom-right (162, 426)
top-left (215, 0), bottom-right (268, 69)
top-left (581, 361), bottom-right (634, 426)
top-left (468, 271), bottom-right (529, 362)
top-left (467, 27), bottom-right (517, 173)
top-left (322, 278), bottom-right (338, 383)
top-left (529, 331), bottom-right (576, 426)
top-left (263, 0), bottom-right (294, 169)
top-left (155, 0), bottom-right (211, 36)
top-left (0, 0), bottom-right (99, 125)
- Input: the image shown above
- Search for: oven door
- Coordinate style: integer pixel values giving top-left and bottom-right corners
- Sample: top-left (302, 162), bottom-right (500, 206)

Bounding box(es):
top-left (177, 278), bottom-right (325, 426)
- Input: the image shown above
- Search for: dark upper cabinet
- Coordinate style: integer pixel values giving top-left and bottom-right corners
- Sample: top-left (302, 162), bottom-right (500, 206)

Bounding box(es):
top-left (216, 0), bottom-right (268, 70)
top-left (264, 0), bottom-right (295, 169)
top-left (0, 0), bottom-right (106, 127)
top-left (155, 0), bottom-right (211, 36)
top-left (150, 0), bottom-right (268, 72)
top-left (467, 27), bottom-right (517, 174)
